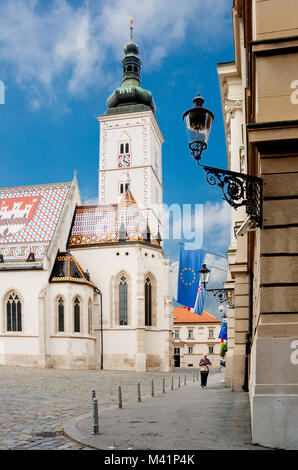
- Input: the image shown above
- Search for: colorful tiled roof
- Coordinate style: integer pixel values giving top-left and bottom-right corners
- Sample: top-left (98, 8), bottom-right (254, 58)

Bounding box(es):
top-left (0, 182), bottom-right (71, 269)
top-left (173, 306), bottom-right (220, 323)
top-left (49, 250), bottom-right (99, 291)
top-left (68, 191), bottom-right (159, 247)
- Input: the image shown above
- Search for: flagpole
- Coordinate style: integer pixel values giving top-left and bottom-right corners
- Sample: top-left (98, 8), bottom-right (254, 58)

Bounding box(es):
top-left (178, 241), bottom-right (227, 259)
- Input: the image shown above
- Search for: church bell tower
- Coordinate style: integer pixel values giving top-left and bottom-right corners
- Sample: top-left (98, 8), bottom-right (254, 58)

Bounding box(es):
top-left (97, 20), bottom-right (164, 235)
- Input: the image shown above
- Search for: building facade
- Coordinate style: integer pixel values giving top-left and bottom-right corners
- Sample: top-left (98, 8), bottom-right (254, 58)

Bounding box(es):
top-left (217, 0), bottom-right (298, 449)
top-left (173, 307), bottom-right (221, 369)
top-left (0, 24), bottom-right (173, 372)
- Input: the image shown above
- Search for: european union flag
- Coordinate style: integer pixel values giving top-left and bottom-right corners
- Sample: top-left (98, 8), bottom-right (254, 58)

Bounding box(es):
top-left (177, 244), bottom-right (206, 308)
top-left (218, 321), bottom-right (227, 340)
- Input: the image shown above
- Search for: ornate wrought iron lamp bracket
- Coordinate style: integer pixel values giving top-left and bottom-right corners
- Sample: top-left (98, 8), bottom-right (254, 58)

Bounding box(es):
top-left (199, 164), bottom-right (263, 228)
top-left (207, 288), bottom-right (235, 309)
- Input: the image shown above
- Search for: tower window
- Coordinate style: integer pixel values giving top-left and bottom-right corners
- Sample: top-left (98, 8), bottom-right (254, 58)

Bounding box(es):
top-left (127, 65), bottom-right (132, 72)
top-left (119, 182), bottom-right (130, 195)
top-left (134, 66), bottom-right (138, 73)
top-left (119, 142), bottom-right (130, 155)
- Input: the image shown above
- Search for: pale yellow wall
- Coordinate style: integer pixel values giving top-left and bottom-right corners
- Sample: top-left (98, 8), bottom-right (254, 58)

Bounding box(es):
top-left (254, 0), bottom-right (298, 41)
top-left (173, 322), bottom-right (221, 368)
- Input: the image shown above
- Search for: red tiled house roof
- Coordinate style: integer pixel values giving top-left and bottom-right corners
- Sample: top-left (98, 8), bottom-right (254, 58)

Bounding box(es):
top-left (173, 306), bottom-right (220, 323)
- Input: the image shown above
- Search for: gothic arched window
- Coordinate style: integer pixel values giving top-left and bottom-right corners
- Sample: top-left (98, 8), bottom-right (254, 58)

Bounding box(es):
top-left (88, 298), bottom-right (92, 335)
top-left (119, 142), bottom-right (130, 155)
top-left (145, 276), bottom-right (152, 326)
top-left (74, 297), bottom-right (80, 333)
top-left (58, 297), bottom-right (64, 332)
top-left (6, 292), bottom-right (22, 332)
top-left (119, 275), bottom-right (128, 326)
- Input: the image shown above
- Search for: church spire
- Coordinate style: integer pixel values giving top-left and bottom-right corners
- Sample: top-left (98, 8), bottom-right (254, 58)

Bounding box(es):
top-left (106, 19), bottom-right (156, 115)
top-left (121, 18), bottom-right (141, 88)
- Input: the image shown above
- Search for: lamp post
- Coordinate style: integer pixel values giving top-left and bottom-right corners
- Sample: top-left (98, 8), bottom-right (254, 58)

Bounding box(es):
top-left (183, 94), bottom-right (263, 228)
top-left (198, 262), bottom-right (235, 308)
top-left (198, 263), bottom-right (211, 288)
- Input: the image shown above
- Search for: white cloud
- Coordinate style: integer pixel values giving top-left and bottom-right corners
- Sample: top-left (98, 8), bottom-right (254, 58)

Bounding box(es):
top-left (0, 0), bottom-right (232, 107)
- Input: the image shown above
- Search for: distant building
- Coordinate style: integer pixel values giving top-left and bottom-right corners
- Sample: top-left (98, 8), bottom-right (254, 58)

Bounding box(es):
top-left (173, 307), bottom-right (221, 369)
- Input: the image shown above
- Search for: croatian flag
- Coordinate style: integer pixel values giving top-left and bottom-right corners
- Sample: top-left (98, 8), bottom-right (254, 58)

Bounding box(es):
top-left (191, 281), bottom-right (206, 316)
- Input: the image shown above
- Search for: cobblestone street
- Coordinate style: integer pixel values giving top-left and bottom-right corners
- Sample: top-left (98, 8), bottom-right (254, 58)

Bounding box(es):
top-left (0, 366), bottom-right (191, 450)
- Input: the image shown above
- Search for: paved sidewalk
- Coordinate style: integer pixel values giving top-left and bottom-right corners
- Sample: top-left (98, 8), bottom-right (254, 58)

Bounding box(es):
top-left (63, 371), bottom-right (265, 450)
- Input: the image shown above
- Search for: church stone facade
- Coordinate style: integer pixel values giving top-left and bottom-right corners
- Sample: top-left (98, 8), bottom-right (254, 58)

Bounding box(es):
top-left (0, 25), bottom-right (173, 372)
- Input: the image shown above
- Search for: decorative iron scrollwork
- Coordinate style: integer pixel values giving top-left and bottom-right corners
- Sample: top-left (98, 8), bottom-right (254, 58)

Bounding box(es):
top-left (207, 288), bottom-right (235, 309)
top-left (201, 165), bottom-right (263, 227)
top-left (189, 141), bottom-right (207, 161)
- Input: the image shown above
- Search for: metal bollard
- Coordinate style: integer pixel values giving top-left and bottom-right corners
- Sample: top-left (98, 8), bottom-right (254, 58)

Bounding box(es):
top-left (184, 373), bottom-right (186, 385)
top-left (137, 382), bottom-right (141, 402)
top-left (178, 375), bottom-right (181, 387)
top-left (92, 397), bottom-right (99, 435)
top-left (193, 372), bottom-right (195, 382)
top-left (92, 389), bottom-right (96, 404)
top-left (118, 385), bottom-right (123, 409)
top-left (171, 376), bottom-right (174, 390)
top-left (197, 370), bottom-right (199, 381)
top-left (151, 380), bottom-right (154, 397)
top-left (162, 377), bottom-right (165, 394)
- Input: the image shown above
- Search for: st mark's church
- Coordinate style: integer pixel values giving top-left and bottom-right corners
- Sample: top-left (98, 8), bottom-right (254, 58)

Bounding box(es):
top-left (0, 22), bottom-right (173, 371)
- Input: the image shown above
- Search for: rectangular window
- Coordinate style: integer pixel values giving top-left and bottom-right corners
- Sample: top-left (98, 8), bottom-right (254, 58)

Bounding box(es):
top-left (208, 329), bottom-right (214, 338)
top-left (174, 330), bottom-right (179, 338)
top-left (209, 346), bottom-right (214, 355)
top-left (188, 330), bottom-right (193, 339)
top-left (188, 347), bottom-right (193, 355)
top-left (174, 347), bottom-right (180, 355)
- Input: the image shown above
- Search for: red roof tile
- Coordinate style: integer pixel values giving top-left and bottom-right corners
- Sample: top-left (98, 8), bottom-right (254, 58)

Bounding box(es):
top-left (173, 306), bottom-right (220, 323)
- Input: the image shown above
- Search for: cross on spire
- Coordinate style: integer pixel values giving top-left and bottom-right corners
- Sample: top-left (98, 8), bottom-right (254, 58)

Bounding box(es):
top-left (129, 18), bottom-right (134, 41)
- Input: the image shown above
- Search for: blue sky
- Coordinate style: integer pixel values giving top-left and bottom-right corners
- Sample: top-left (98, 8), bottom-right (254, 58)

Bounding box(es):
top-left (0, 0), bottom-right (234, 315)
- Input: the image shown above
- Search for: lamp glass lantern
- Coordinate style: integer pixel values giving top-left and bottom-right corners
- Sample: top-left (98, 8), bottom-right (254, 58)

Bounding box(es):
top-left (183, 94), bottom-right (214, 161)
top-left (199, 263), bottom-right (211, 288)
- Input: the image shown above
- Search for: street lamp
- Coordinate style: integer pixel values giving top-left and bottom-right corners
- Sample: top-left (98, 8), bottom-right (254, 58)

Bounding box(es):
top-left (198, 263), bottom-right (211, 288)
top-left (183, 93), bottom-right (214, 161)
top-left (183, 94), bottom-right (263, 228)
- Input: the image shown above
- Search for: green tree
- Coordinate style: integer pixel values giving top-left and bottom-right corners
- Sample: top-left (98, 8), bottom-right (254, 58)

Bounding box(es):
top-left (220, 343), bottom-right (227, 358)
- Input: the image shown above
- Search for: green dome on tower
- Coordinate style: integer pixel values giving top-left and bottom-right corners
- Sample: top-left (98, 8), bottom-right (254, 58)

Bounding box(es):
top-left (105, 19), bottom-right (156, 115)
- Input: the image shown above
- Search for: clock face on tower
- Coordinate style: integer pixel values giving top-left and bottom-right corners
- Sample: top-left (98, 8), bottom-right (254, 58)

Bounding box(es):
top-left (118, 154), bottom-right (131, 168)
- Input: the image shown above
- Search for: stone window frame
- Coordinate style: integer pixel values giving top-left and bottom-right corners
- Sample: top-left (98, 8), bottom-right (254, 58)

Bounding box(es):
top-left (174, 329), bottom-right (180, 339)
top-left (3, 289), bottom-right (23, 334)
top-left (55, 294), bottom-right (66, 334)
top-left (118, 132), bottom-right (132, 166)
top-left (144, 272), bottom-right (157, 328)
top-left (114, 271), bottom-right (131, 327)
top-left (72, 295), bottom-right (83, 334)
top-left (88, 297), bottom-right (93, 335)
top-left (188, 329), bottom-right (194, 339)
top-left (208, 328), bottom-right (215, 339)
top-left (188, 346), bottom-right (193, 355)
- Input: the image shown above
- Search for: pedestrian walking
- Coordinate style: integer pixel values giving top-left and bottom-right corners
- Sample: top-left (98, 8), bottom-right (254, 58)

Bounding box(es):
top-left (199, 354), bottom-right (212, 389)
